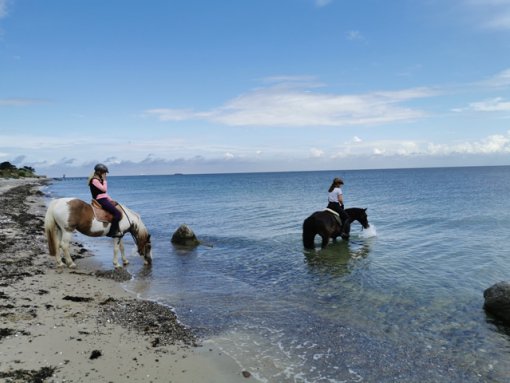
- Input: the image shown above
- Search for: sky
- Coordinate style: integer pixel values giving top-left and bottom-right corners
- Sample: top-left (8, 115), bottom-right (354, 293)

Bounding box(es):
top-left (1, 0), bottom-right (510, 177)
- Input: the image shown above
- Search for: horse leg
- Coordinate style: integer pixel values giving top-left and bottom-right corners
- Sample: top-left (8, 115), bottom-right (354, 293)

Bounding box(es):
top-left (341, 219), bottom-right (351, 240)
top-left (52, 227), bottom-right (66, 268)
top-left (112, 238), bottom-right (123, 268)
top-left (119, 239), bottom-right (129, 266)
top-left (60, 231), bottom-right (76, 268)
top-left (320, 233), bottom-right (330, 249)
top-left (54, 243), bottom-right (65, 269)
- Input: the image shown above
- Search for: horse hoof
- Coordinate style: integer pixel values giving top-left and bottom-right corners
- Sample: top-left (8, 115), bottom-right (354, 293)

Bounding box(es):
top-left (114, 264), bottom-right (122, 269)
top-left (68, 263), bottom-right (77, 269)
top-left (123, 260), bottom-right (130, 266)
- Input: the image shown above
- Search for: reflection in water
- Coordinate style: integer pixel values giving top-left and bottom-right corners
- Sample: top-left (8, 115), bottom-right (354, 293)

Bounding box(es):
top-left (135, 263), bottom-right (153, 279)
top-left (485, 314), bottom-right (510, 339)
top-left (303, 239), bottom-right (372, 277)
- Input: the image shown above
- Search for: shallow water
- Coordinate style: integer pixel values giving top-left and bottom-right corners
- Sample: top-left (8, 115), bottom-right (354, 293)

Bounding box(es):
top-left (48, 166), bottom-right (510, 382)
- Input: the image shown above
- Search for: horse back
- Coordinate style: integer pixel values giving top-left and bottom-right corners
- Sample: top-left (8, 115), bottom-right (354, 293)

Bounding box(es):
top-left (303, 211), bottom-right (339, 234)
top-left (55, 198), bottom-right (96, 234)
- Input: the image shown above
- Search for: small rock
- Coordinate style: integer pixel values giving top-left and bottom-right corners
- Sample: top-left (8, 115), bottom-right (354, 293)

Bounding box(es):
top-left (242, 370), bottom-right (251, 378)
top-left (171, 224), bottom-right (200, 247)
top-left (89, 350), bottom-right (102, 360)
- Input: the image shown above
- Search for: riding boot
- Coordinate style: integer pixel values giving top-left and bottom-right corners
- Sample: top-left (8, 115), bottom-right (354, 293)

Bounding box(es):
top-left (107, 220), bottom-right (122, 237)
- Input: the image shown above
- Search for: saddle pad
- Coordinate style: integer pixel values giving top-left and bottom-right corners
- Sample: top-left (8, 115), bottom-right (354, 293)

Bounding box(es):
top-left (324, 208), bottom-right (340, 216)
top-left (91, 200), bottom-right (113, 223)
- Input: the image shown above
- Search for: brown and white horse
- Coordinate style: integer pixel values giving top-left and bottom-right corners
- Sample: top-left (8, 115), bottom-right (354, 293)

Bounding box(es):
top-left (44, 198), bottom-right (152, 269)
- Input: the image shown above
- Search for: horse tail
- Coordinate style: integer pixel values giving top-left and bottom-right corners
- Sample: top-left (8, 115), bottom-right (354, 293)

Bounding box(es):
top-left (44, 201), bottom-right (59, 256)
top-left (302, 215), bottom-right (317, 249)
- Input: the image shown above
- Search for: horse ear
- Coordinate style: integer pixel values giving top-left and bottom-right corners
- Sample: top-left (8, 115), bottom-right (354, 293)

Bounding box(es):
top-left (364, 208), bottom-right (367, 211)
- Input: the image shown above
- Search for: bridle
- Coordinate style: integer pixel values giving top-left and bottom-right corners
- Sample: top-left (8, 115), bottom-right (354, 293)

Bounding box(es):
top-left (118, 204), bottom-right (140, 249)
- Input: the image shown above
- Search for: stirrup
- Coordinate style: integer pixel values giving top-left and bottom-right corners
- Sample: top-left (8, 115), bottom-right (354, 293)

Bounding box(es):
top-left (107, 228), bottom-right (122, 238)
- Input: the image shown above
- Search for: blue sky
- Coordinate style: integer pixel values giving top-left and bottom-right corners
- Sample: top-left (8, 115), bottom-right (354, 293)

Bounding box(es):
top-left (1, 0), bottom-right (510, 177)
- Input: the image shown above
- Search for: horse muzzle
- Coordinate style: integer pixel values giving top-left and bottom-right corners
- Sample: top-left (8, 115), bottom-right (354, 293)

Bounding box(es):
top-left (143, 250), bottom-right (153, 265)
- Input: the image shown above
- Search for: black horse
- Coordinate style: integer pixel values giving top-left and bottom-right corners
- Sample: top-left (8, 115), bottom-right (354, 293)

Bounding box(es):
top-left (302, 208), bottom-right (370, 249)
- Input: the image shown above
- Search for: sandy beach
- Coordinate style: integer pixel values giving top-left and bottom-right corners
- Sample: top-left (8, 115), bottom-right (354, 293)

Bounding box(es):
top-left (0, 178), bottom-right (250, 382)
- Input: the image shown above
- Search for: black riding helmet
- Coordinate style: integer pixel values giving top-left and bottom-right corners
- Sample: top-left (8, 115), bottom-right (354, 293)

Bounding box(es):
top-left (94, 163), bottom-right (109, 173)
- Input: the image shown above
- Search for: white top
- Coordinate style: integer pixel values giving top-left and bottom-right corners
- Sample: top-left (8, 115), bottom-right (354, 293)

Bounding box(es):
top-left (328, 187), bottom-right (343, 203)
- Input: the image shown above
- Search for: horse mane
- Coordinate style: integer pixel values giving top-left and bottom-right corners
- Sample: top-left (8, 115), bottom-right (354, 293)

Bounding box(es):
top-left (119, 204), bottom-right (149, 243)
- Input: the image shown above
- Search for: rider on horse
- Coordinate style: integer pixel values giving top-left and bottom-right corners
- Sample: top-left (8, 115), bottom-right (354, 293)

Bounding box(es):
top-left (327, 177), bottom-right (350, 240)
top-left (88, 163), bottom-right (122, 237)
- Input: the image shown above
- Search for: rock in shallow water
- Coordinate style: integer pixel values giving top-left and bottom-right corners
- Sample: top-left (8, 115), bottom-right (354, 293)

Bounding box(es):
top-left (171, 224), bottom-right (200, 247)
top-left (484, 281), bottom-right (510, 323)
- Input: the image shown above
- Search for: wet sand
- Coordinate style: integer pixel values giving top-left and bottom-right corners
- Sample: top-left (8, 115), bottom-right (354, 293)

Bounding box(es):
top-left (0, 178), bottom-right (250, 382)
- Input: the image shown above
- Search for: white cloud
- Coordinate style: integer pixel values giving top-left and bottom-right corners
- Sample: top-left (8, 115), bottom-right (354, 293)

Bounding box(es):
top-left (482, 68), bottom-right (510, 88)
top-left (0, 0), bottom-right (8, 19)
top-left (0, 98), bottom-right (48, 106)
top-left (146, 82), bottom-right (435, 128)
top-left (310, 148), bottom-right (324, 158)
top-left (7, 129), bottom-right (510, 177)
top-left (465, 0), bottom-right (510, 29)
top-left (469, 97), bottom-right (510, 111)
top-left (486, 13), bottom-right (510, 29)
top-left (454, 97), bottom-right (510, 112)
top-left (333, 139), bottom-right (423, 158)
top-left (331, 131), bottom-right (510, 158)
top-left (145, 108), bottom-right (195, 121)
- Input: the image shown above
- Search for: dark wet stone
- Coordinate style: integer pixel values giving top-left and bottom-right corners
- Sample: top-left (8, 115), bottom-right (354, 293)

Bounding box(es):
top-left (171, 224), bottom-right (200, 247)
top-left (0, 366), bottom-right (56, 382)
top-left (89, 350), bottom-right (102, 359)
top-left (63, 295), bottom-right (93, 302)
top-left (0, 328), bottom-right (30, 339)
top-left (242, 370), bottom-right (251, 378)
top-left (484, 281), bottom-right (510, 323)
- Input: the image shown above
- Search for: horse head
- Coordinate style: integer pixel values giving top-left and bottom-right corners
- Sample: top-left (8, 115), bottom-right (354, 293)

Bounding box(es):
top-left (126, 212), bottom-right (153, 266)
top-left (344, 207), bottom-right (370, 230)
top-left (356, 208), bottom-right (370, 229)
top-left (137, 232), bottom-right (153, 265)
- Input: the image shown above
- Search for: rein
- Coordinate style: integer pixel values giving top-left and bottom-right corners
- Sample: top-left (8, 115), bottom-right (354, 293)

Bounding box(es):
top-left (118, 204), bottom-right (139, 247)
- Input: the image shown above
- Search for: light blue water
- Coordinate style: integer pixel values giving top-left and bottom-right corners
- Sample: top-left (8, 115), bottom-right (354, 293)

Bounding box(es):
top-left (47, 167), bottom-right (510, 382)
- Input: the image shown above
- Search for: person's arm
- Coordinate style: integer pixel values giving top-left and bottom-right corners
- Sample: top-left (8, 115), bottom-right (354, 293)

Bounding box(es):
top-left (337, 190), bottom-right (344, 206)
top-left (91, 178), bottom-right (108, 193)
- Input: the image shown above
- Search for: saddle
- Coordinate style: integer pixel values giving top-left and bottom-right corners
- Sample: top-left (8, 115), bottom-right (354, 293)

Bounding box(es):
top-left (91, 200), bottom-right (123, 223)
top-left (324, 208), bottom-right (343, 226)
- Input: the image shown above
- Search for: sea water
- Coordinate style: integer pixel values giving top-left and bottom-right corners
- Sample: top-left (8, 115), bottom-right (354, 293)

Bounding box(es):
top-left (47, 166), bottom-right (510, 382)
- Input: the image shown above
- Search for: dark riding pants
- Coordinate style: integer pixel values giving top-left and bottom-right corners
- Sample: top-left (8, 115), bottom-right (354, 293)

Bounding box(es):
top-left (327, 202), bottom-right (350, 234)
top-left (96, 198), bottom-right (121, 234)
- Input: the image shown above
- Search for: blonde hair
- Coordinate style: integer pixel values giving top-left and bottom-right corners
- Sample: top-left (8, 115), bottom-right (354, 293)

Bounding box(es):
top-left (87, 171), bottom-right (100, 185)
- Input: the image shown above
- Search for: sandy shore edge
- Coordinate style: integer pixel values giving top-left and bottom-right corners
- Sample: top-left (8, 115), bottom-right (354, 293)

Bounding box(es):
top-left (0, 178), bottom-right (250, 382)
